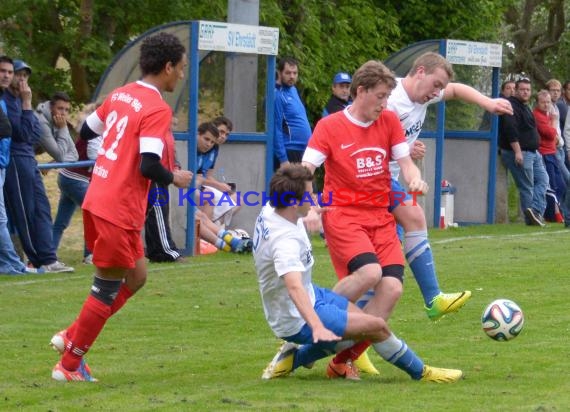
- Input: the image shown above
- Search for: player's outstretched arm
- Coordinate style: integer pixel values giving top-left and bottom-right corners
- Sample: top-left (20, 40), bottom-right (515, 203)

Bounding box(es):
top-left (283, 271), bottom-right (341, 343)
top-left (444, 83), bottom-right (513, 115)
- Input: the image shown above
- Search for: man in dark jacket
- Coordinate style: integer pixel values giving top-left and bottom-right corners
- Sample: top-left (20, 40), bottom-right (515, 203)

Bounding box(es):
top-left (322, 72), bottom-right (352, 118)
top-left (499, 78), bottom-right (549, 226)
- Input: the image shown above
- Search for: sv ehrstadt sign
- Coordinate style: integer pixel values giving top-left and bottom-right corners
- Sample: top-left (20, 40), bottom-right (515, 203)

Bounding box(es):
top-left (198, 20), bottom-right (279, 55)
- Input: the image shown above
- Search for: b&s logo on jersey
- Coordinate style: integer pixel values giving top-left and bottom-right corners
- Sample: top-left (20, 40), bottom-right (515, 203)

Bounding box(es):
top-left (351, 147), bottom-right (387, 179)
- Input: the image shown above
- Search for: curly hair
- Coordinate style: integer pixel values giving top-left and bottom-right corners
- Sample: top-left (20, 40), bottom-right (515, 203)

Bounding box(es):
top-left (350, 60), bottom-right (396, 99)
top-left (139, 32), bottom-right (186, 76)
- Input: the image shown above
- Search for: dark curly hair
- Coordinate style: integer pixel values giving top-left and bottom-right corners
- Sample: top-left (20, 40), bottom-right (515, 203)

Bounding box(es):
top-left (139, 32), bottom-right (185, 76)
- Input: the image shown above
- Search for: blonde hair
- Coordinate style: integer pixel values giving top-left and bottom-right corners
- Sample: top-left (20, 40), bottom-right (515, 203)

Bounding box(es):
top-left (545, 79), bottom-right (561, 90)
top-left (409, 52), bottom-right (455, 81)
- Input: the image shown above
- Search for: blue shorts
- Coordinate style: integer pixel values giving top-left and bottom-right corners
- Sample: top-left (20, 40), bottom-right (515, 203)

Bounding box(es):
top-left (283, 285), bottom-right (348, 346)
top-left (389, 179), bottom-right (413, 240)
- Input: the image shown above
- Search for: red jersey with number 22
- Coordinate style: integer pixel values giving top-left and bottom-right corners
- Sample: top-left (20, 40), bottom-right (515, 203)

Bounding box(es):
top-left (82, 81), bottom-right (175, 230)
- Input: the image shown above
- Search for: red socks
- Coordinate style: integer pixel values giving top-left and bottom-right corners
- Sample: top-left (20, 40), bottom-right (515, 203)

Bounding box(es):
top-left (332, 340), bottom-right (371, 364)
top-left (61, 295), bottom-right (112, 371)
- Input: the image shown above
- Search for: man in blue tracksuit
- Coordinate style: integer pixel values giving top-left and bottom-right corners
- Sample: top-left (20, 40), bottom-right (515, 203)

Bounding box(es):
top-left (0, 57), bottom-right (73, 273)
top-left (273, 57), bottom-right (312, 169)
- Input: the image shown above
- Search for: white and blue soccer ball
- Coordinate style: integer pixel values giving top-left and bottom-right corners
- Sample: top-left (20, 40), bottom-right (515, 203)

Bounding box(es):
top-left (481, 299), bottom-right (524, 341)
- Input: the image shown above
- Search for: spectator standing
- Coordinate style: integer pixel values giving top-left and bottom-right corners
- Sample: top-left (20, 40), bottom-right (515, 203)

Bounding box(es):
top-left (0, 57), bottom-right (73, 273)
top-left (0, 90), bottom-right (31, 274)
top-left (545, 79), bottom-right (570, 183)
top-left (501, 80), bottom-right (516, 98)
top-left (49, 32), bottom-right (193, 382)
top-left (321, 72), bottom-right (352, 117)
top-left (273, 57), bottom-right (312, 169)
top-left (547, 79), bottom-right (568, 134)
top-left (499, 78), bottom-right (549, 226)
top-left (35, 92), bottom-right (77, 162)
top-left (534, 90), bottom-right (567, 221)
top-left (561, 81), bottom-right (570, 169)
top-left (35, 92), bottom-right (90, 259)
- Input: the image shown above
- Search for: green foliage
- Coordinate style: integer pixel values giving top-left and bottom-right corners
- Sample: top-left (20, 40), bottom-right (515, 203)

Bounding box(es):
top-left (0, 0), bottom-right (509, 119)
top-left (0, 0), bottom-right (227, 102)
top-left (388, 0), bottom-right (511, 45)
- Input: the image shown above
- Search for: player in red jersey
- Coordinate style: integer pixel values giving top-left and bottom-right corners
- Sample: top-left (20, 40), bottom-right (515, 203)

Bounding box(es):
top-left (50, 32), bottom-right (193, 382)
top-left (303, 60), bottom-right (427, 311)
top-left (298, 60), bottom-right (431, 378)
top-left (263, 61), bottom-right (464, 381)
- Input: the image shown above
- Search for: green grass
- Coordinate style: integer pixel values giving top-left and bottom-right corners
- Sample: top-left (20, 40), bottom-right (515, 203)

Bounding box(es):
top-left (1, 223), bottom-right (569, 411)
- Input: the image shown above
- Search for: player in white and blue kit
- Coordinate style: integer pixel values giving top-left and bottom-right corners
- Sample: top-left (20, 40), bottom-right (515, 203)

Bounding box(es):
top-left (385, 52), bottom-right (513, 320)
top-left (254, 163), bottom-right (463, 383)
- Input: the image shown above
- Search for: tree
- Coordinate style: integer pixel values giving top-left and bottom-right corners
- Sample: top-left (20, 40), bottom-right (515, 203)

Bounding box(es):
top-left (386, 0), bottom-right (512, 47)
top-left (0, 0), bottom-right (226, 103)
top-left (503, 0), bottom-right (566, 87)
top-left (0, 0), bottom-right (516, 115)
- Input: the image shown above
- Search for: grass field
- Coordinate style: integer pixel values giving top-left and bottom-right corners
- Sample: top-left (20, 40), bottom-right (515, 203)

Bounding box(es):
top-left (1, 222), bottom-right (568, 411)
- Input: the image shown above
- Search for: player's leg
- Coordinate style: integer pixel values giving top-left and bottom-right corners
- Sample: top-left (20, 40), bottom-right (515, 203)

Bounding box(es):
top-left (145, 200), bottom-right (180, 262)
top-left (531, 151), bottom-right (549, 218)
top-left (334, 266), bottom-right (403, 375)
top-left (332, 261), bottom-right (381, 302)
top-left (501, 150), bottom-right (537, 224)
top-left (343, 306), bottom-right (463, 383)
top-left (263, 286), bottom-right (356, 379)
top-left (269, 290), bottom-right (462, 383)
top-left (206, 186), bottom-right (241, 228)
top-left (390, 179), bottom-right (470, 320)
top-left (52, 212), bottom-right (142, 381)
top-left (111, 256), bottom-right (147, 314)
top-left (333, 216), bottom-right (405, 372)
top-left (324, 208), bottom-right (391, 373)
top-left (50, 258), bottom-right (145, 353)
top-left (324, 208), bottom-right (383, 301)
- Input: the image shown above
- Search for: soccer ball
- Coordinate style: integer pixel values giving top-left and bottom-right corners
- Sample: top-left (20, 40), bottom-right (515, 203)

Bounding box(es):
top-left (481, 299), bottom-right (524, 341)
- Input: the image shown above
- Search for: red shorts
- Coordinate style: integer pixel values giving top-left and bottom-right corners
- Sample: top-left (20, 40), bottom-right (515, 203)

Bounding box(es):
top-left (322, 206), bottom-right (403, 279)
top-left (83, 209), bottom-right (144, 269)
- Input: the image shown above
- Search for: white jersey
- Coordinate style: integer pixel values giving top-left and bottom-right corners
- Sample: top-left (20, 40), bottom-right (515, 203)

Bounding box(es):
top-left (253, 205), bottom-right (315, 338)
top-left (387, 78), bottom-right (444, 179)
